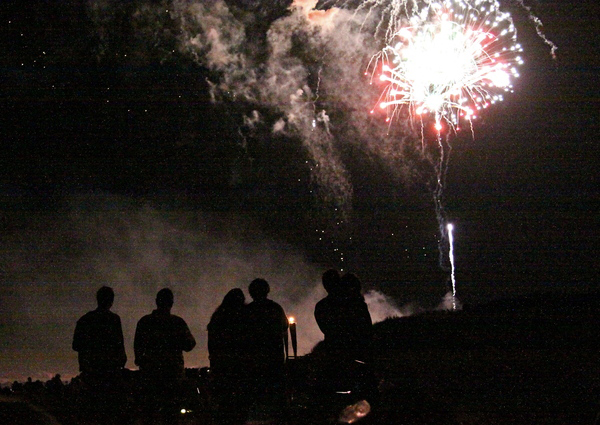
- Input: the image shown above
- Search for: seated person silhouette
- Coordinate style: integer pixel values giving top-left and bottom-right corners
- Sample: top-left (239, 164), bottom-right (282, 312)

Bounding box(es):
top-left (72, 286), bottom-right (127, 386)
top-left (134, 288), bottom-right (196, 418)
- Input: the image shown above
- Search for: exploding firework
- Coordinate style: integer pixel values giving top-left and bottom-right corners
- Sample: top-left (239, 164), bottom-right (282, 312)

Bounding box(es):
top-left (349, 0), bottom-right (545, 302)
top-left (368, 0), bottom-right (524, 132)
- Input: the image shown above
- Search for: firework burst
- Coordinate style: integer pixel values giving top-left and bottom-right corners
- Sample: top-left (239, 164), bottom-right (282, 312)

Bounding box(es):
top-left (368, 0), bottom-right (524, 132)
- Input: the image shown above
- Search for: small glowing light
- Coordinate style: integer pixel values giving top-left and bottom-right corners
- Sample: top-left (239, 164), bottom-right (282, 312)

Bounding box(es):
top-left (288, 316), bottom-right (296, 324)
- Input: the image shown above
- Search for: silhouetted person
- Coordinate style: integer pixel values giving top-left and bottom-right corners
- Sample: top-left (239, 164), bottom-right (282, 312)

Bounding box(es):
top-left (245, 278), bottom-right (288, 420)
top-left (314, 270), bottom-right (372, 357)
top-left (208, 288), bottom-right (247, 375)
top-left (134, 288), bottom-right (196, 421)
top-left (339, 272), bottom-right (373, 355)
top-left (314, 270), bottom-right (374, 400)
top-left (72, 286), bottom-right (127, 423)
top-left (314, 269), bottom-right (342, 345)
top-left (208, 288), bottom-right (250, 423)
top-left (72, 286), bottom-right (127, 384)
top-left (135, 288), bottom-right (196, 381)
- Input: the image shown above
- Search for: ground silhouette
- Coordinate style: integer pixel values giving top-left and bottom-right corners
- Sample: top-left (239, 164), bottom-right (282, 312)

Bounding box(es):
top-left (2, 290), bottom-right (599, 424)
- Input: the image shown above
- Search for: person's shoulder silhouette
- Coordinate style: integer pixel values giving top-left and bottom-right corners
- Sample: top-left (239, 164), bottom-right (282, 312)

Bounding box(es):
top-left (72, 286), bottom-right (127, 377)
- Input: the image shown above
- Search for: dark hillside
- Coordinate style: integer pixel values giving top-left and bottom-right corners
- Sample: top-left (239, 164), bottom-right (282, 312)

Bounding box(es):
top-left (370, 291), bottom-right (600, 424)
top-left (374, 291), bottom-right (600, 349)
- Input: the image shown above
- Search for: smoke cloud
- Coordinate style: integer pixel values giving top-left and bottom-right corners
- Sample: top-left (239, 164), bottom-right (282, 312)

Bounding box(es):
top-left (1, 195), bottom-right (320, 381)
top-left (364, 290), bottom-right (416, 322)
top-left (0, 194), bottom-right (408, 382)
top-left (171, 0), bottom-right (425, 211)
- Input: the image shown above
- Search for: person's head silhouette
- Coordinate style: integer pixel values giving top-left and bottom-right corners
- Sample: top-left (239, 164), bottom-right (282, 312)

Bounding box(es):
top-left (322, 269), bottom-right (341, 295)
top-left (341, 272), bottom-right (362, 295)
top-left (222, 288), bottom-right (245, 308)
top-left (156, 288), bottom-right (174, 311)
top-left (96, 286), bottom-right (114, 310)
top-left (249, 278), bottom-right (270, 301)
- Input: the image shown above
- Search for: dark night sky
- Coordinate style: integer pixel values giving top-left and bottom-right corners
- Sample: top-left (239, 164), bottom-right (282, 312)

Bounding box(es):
top-left (1, 0), bottom-right (599, 381)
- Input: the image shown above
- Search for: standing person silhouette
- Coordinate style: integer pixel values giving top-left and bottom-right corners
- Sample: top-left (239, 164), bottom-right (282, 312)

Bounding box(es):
top-left (208, 288), bottom-right (249, 424)
top-left (73, 286), bottom-right (127, 384)
top-left (72, 286), bottom-right (127, 423)
top-left (245, 278), bottom-right (289, 420)
top-left (134, 288), bottom-right (196, 421)
top-left (314, 270), bottom-right (372, 357)
top-left (338, 272), bottom-right (373, 359)
top-left (314, 270), bottom-right (374, 400)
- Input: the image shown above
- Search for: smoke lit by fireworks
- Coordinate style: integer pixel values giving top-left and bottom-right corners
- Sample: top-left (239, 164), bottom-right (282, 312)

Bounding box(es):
top-left (367, 0), bottom-right (524, 132)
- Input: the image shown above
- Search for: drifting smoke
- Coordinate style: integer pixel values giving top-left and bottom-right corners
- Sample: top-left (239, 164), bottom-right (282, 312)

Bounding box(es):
top-left (437, 291), bottom-right (462, 311)
top-left (0, 195), bottom-right (406, 382)
top-left (83, 0), bottom-right (555, 213)
top-left (364, 290), bottom-right (416, 322)
top-left (176, 0), bottom-right (349, 212)
top-left (171, 0), bottom-right (432, 212)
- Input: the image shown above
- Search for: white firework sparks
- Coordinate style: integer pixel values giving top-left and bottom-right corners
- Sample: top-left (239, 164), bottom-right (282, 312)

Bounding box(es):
top-left (367, 0), bottom-right (524, 131)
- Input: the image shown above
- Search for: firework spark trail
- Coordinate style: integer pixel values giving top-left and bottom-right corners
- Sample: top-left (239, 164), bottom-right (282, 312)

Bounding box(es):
top-left (372, 0), bottom-right (523, 302)
top-left (447, 222), bottom-right (457, 309)
top-left (433, 132), bottom-right (451, 267)
top-left (514, 0), bottom-right (558, 59)
top-left (320, 1), bottom-right (552, 293)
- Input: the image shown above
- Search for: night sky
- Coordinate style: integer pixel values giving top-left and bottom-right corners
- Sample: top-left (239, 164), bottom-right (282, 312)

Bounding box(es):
top-left (1, 0), bottom-right (599, 382)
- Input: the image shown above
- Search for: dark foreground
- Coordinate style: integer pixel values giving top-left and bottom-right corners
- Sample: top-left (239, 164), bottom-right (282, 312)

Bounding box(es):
top-left (2, 290), bottom-right (599, 425)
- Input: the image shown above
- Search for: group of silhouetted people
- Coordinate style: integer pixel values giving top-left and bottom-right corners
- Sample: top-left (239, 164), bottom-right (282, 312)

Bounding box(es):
top-left (72, 286), bottom-right (197, 423)
top-left (207, 279), bottom-right (289, 423)
top-left (72, 270), bottom-right (373, 424)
